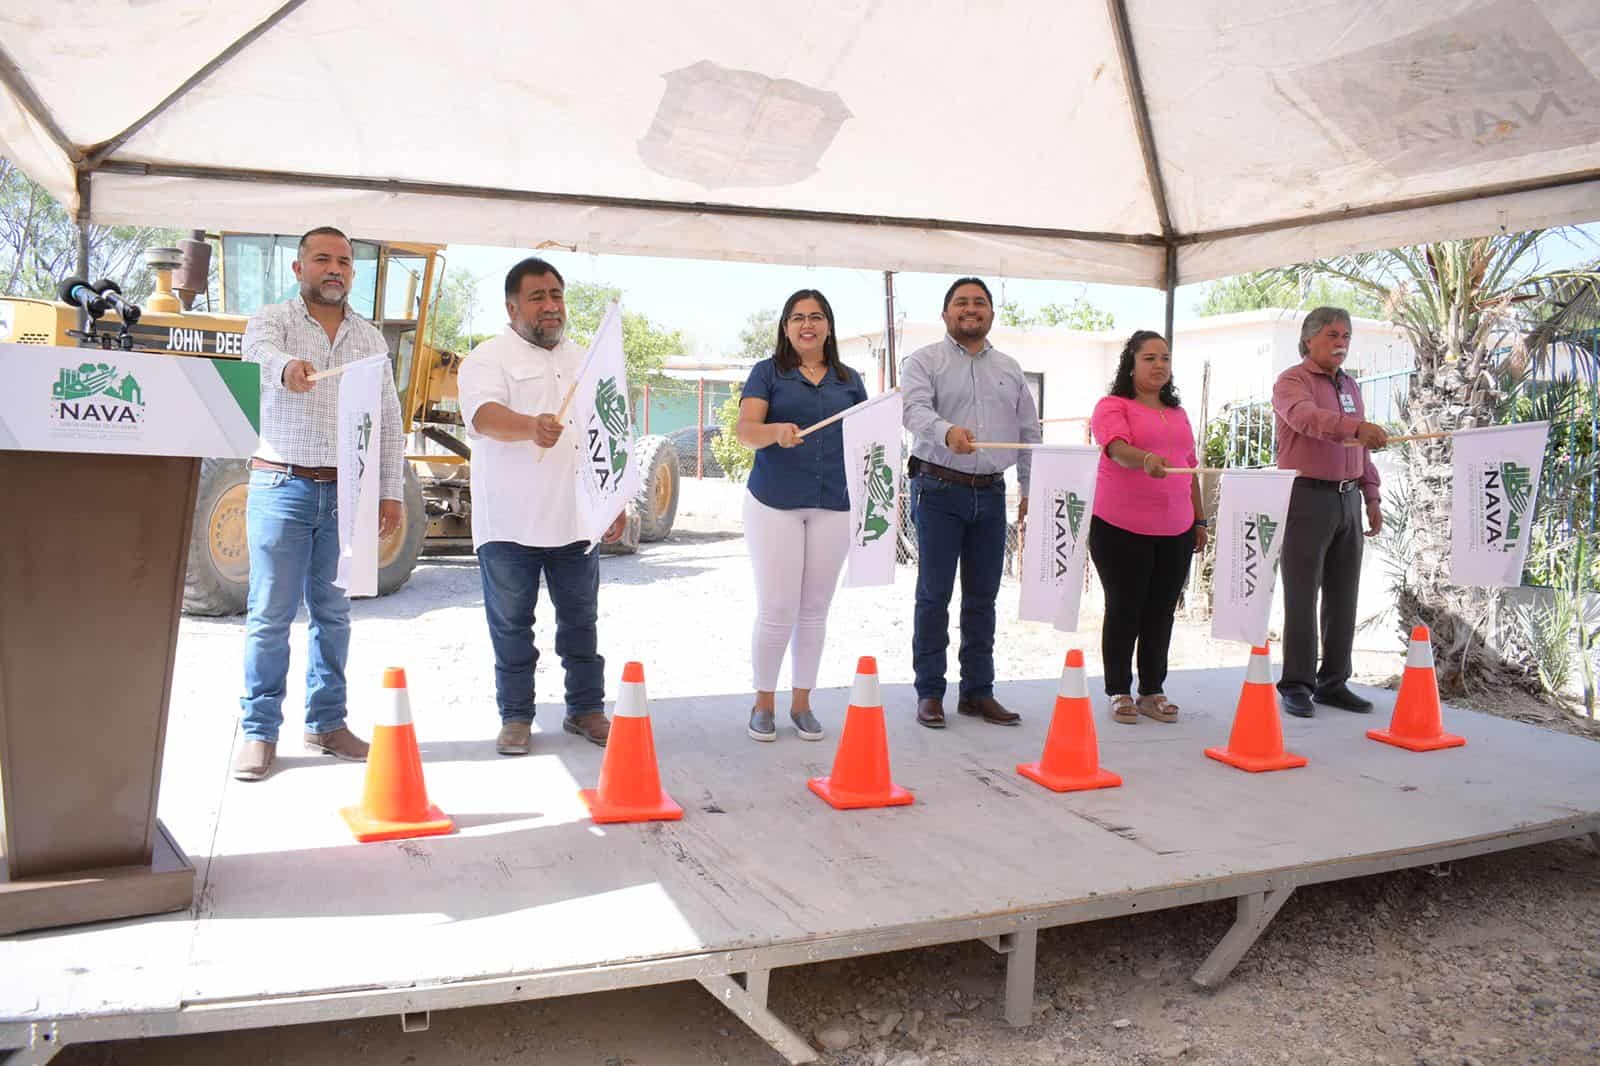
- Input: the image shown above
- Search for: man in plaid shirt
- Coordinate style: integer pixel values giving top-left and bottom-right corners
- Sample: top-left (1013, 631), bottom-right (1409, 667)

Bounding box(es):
top-left (232, 226), bottom-right (405, 781)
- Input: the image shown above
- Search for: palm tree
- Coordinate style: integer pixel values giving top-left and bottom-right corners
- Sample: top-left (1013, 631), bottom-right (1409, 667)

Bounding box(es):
top-left (1277, 232), bottom-right (1600, 694)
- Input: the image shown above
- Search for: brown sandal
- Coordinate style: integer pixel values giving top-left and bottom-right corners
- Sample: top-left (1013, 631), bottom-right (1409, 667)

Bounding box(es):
top-left (1110, 695), bottom-right (1137, 725)
top-left (1136, 693), bottom-right (1179, 723)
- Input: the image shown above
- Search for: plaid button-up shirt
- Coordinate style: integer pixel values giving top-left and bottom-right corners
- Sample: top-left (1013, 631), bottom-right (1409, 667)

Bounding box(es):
top-left (243, 295), bottom-right (405, 499)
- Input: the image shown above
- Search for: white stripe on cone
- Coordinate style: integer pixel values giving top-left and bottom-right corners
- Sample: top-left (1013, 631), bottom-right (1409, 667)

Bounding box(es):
top-left (615, 680), bottom-right (648, 719)
top-left (1406, 637), bottom-right (1435, 670)
top-left (850, 670), bottom-right (881, 708)
top-left (1058, 662), bottom-right (1088, 699)
top-left (1245, 649), bottom-right (1272, 686)
top-left (374, 687), bottom-right (413, 727)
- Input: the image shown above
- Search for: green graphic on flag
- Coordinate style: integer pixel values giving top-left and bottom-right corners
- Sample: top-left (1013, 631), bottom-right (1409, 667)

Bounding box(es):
top-left (595, 375), bottom-right (629, 476)
top-left (1256, 513), bottom-right (1278, 555)
top-left (1065, 491), bottom-right (1086, 539)
top-left (1500, 461), bottom-right (1531, 544)
top-left (857, 443), bottom-right (895, 544)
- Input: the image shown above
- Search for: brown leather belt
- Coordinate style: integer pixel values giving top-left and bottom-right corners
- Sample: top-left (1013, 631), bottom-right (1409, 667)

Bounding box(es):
top-left (914, 459), bottom-right (1001, 489)
top-left (250, 458), bottom-right (338, 483)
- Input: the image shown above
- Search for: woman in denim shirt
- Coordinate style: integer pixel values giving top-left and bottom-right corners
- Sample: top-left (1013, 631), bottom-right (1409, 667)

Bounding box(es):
top-left (735, 289), bottom-right (868, 742)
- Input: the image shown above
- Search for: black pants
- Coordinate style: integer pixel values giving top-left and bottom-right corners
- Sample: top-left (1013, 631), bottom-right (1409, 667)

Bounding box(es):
top-left (1277, 480), bottom-right (1363, 695)
top-left (1087, 516), bottom-right (1195, 697)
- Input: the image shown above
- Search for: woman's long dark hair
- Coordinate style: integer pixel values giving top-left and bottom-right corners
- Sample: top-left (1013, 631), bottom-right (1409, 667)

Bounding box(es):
top-left (1108, 329), bottom-right (1181, 407)
top-left (773, 289), bottom-right (850, 383)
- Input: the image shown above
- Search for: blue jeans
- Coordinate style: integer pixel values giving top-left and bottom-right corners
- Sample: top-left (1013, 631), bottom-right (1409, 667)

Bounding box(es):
top-left (477, 540), bottom-right (604, 723)
top-left (911, 475), bottom-right (1008, 701)
top-left (239, 470), bottom-right (350, 742)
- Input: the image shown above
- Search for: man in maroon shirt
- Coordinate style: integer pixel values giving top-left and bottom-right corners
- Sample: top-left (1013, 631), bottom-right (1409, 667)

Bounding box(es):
top-left (1271, 307), bottom-right (1389, 718)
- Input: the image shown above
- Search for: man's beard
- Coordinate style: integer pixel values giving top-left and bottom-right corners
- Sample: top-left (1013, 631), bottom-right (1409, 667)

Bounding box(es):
top-left (514, 317), bottom-right (564, 349)
top-left (302, 279), bottom-right (347, 307)
top-left (951, 317), bottom-right (989, 340)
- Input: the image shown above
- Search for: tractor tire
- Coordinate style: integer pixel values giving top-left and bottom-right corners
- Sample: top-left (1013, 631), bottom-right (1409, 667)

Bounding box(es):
top-left (184, 457), bottom-right (252, 616)
top-left (377, 464), bottom-right (428, 595)
top-left (634, 435), bottom-right (679, 543)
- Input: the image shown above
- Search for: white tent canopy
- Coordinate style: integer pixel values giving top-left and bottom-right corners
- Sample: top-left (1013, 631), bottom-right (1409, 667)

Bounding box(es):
top-left (1, 0), bottom-right (1597, 297)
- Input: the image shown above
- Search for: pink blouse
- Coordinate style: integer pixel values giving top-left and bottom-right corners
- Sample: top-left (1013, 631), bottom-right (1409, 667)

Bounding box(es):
top-left (1090, 396), bottom-right (1199, 537)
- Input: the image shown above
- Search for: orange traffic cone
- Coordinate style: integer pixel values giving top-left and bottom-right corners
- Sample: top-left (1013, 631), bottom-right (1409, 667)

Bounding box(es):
top-left (340, 667), bottom-right (454, 842)
top-left (808, 657), bottom-right (914, 810)
top-left (1368, 626), bottom-right (1465, 752)
top-left (1017, 649), bottom-right (1122, 792)
top-left (1204, 644), bottom-right (1308, 773)
top-left (579, 661), bottom-right (683, 823)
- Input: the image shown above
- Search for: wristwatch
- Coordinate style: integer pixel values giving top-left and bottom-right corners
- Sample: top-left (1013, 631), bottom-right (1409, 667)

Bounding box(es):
top-left (1193, 518), bottom-right (1208, 527)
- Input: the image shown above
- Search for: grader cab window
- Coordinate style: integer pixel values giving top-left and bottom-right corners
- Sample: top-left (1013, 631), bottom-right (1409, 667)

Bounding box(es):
top-left (221, 235), bottom-right (380, 319)
top-left (382, 256), bottom-right (427, 322)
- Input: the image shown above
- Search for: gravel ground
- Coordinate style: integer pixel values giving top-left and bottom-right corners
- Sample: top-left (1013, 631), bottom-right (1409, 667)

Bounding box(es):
top-left (53, 481), bottom-right (1600, 1066)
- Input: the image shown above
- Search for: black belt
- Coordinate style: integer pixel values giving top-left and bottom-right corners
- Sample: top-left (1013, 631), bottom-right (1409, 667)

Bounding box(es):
top-left (250, 458), bottom-right (338, 483)
top-left (913, 458), bottom-right (1001, 489)
top-left (1296, 476), bottom-right (1360, 494)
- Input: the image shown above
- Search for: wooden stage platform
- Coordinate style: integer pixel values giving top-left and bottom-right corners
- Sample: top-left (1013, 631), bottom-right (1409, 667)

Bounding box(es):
top-left (4, 666), bottom-right (1599, 1064)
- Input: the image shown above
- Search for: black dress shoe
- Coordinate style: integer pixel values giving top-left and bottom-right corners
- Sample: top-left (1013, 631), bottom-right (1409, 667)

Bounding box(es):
top-left (1279, 687), bottom-right (1315, 718)
top-left (916, 697), bottom-right (946, 729)
top-left (1314, 683), bottom-right (1374, 713)
top-left (956, 695), bottom-right (1021, 726)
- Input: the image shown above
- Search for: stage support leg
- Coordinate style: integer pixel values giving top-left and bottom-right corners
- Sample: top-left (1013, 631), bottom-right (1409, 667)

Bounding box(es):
top-left (1587, 831), bottom-right (1600, 855)
top-left (1192, 885), bottom-right (1295, 989)
top-left (2, 1024), bottom-right (63, 1066)
top-left (698, 970), bottom-right (817, 1064)
top-left (981, 927), bottom-right (1039, 1026)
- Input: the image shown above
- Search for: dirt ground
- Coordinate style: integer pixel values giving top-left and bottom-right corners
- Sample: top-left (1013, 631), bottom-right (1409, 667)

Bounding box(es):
top-left (50, 484), bottom-right (1600, 1066)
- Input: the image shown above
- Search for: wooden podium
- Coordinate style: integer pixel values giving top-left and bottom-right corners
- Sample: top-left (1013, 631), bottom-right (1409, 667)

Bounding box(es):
top-left (0, 344), bottom-right (259, 934)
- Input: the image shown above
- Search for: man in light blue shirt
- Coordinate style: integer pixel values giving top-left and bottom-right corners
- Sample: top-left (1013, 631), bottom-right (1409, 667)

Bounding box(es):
top-left (901, 277), bottom-right (1041, 730)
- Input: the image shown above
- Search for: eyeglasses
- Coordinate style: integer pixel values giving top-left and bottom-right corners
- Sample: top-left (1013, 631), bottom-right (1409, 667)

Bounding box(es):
top-left (788, 312), bottom-right (828, 325)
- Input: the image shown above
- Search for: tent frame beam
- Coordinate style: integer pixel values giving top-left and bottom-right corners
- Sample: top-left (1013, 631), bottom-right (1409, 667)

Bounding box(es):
top-left (1107, 0), bottom-right (1178, 331)
top-left (92, 161), bottom-right (1170, 246)
top-left (0, 43), bottom-right (81, 166)
top-left (81, 0), bottom-right (310, 172)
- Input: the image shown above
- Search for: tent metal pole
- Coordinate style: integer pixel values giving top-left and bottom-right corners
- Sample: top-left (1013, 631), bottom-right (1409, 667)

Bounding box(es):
top-left (883, 271), bottom-right (898, 389)
top-left (1164, 244), bottom-right (1177, 341)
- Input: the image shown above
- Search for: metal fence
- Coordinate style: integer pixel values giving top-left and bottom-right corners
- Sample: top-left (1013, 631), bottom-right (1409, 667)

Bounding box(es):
top-left (1215, 366), bottom-right (1414, 470)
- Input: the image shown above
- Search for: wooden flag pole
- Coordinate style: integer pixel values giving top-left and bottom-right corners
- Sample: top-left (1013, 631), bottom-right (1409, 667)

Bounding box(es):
top-left (534, 378), bottom-right (584, 464)
top-left (795, 389), bottom-right (900, 440)
top-left (306, 363), bottom-right (354, 383)
top-left (1343, 430), bottom-right (1451, 446)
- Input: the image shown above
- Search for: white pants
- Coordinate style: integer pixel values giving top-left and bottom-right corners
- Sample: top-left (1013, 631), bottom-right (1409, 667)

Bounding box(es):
top-left (743, 492), bottom-right (851, 691)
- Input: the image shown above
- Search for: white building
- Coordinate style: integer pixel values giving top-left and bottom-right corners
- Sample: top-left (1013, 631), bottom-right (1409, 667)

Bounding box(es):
top-left (837, 310), bottom-right (1412, 439)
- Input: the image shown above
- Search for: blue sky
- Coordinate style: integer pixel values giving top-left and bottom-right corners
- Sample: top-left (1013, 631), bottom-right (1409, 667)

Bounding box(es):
top-left (444, 223), bottom-right (1599, 358)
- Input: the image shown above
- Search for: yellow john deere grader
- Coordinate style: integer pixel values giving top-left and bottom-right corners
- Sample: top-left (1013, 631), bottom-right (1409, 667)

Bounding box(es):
top-left (0, 233), bottom-right (681, 614)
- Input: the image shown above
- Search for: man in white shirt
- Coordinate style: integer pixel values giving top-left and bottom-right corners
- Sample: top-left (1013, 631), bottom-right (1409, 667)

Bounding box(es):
top-left (233, 226), bottom-right (406, 781)
top-left (457, 257), bottom-right (624, 753)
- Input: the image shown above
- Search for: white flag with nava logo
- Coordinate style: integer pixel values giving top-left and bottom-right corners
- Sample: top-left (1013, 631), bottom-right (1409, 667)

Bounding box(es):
top-left (1211, 469), bottom-right (1298, 645)
top-left (572, 303), bottom-right (641, 547)
top-left (1449, 421), bottom-right (1549, 587)
top-left (334, 354), bottom-right (389, 597)
top-left (1018, 446), bottom-right (1100, 632)
top-left (841, 390), bottom-right (904, 587)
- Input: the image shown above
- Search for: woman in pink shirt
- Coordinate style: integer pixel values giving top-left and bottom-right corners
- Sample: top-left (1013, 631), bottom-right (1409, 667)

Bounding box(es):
top-left (1088, 330), bottom-right (1208, 725)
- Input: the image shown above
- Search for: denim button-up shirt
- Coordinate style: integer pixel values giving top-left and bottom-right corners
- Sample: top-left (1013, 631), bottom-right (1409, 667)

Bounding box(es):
top-left (743, 357), bottom-right (868, 511)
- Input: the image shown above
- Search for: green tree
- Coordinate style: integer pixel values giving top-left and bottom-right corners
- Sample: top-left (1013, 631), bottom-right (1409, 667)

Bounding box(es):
top-left (426, 266), bottom-right (482, 354)
top-left (1038, 297), bottom-right (1115, 331)
top-left (563, 281), bottom-right (682, 385)
top-left (1, 156), bottom-right (185, 302)
top-left (1194, 270), bottom-right (1383, 318)
top-left (710, 386), bottom-right (755, 482)
top-left (1278, 232), bottom-right (1600, 695)
top-left (996, 299), bottom-right (1032, 327)
top-left (996, 294), bottom-right (1114, 330)
top-left (736, 308), bottom-right (779, 361)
